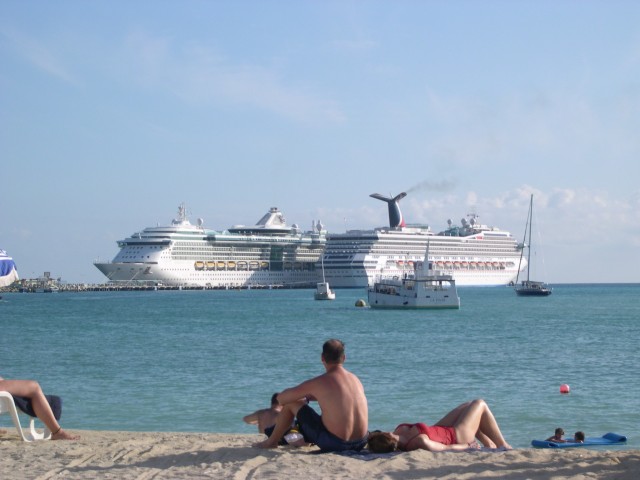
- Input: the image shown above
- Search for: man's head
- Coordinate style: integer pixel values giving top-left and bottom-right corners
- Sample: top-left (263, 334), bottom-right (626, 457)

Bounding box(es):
top-left (367, 431), bottom-right (398, 453)
top-left (555, 428), bottom-right (564, 437)
top-left (322, 339), bottom-right (345, 365)
top-left (574, 431), bottom-right (585, 442)
top-left (270, 393), bottom-right (279, 406)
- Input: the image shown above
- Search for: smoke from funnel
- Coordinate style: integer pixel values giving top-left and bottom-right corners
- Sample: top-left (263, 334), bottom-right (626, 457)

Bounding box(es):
top-left (406, 179), bottom-right (456, 194)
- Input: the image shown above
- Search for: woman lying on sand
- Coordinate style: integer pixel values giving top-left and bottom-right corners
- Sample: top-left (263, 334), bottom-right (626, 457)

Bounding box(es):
top-left (367, 399), bottom-right (511, 453)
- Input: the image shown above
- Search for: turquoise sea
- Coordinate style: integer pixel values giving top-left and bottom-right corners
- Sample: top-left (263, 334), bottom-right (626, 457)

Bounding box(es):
top-left (1, 284), bottom-right (638, 449)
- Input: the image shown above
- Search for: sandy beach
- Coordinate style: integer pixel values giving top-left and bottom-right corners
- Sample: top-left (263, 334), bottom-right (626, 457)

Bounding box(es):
top-left (0, 430), bottom-right (638, 479)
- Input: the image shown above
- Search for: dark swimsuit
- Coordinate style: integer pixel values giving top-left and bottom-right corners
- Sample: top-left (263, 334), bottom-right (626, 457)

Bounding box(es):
top-left (396, 422), bottom-right (457, 446)
top-left (296, 404), bottom-right (368, 452)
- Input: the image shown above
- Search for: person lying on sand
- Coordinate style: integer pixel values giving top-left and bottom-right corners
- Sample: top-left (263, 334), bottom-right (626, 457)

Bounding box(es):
top-left (367, 399), bottom-right (512, 453)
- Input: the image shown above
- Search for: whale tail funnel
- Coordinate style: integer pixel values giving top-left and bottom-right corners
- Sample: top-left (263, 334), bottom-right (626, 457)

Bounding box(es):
top-left (370, 192), bottom-right (407, 228)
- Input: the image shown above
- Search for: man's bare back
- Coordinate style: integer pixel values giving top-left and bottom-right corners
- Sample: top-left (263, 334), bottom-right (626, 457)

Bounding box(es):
top-left (255, 339), bottom-right (368, 450)
top-left (282, 365), bottom-right (368, 441)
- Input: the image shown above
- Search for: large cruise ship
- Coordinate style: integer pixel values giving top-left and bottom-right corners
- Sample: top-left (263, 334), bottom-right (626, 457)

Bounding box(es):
top-left (94, 204), bottom-right (326, 287)
top-left (321, 192), bottom-right (525, 288)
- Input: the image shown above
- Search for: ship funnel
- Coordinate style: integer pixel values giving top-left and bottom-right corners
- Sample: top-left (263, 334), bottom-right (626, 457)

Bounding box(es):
top-left (370, 192), bottom-right (407, 228)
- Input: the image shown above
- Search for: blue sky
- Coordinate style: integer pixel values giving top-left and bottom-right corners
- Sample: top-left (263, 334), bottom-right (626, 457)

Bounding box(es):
top-left (2, 1), bottom-right (639, 284)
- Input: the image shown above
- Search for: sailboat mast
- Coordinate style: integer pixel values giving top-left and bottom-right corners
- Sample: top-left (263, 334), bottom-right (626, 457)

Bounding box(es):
top-left (526, 194), bottom-right (533, 282)
top-left (514, 193), bottom-right (552, 296)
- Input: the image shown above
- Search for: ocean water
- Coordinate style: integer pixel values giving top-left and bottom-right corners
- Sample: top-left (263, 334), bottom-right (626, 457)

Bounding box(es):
top-left (1, 284), bottom-right (638, 449)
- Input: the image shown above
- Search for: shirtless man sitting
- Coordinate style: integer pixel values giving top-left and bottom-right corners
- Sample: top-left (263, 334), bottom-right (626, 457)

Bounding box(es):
top-left (243, 393), bottom-right (282, 433)
top-left (254, 339), bottom-right (368, 452)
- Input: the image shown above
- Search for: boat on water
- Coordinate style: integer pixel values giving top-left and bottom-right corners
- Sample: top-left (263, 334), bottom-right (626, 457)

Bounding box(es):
top-left (0, 249), bottom-right (19, 288)
top-left (322, 192), bottom-right (526, 288)
top-left (515, 195), bottom-right (552, 296)
top-left (94, 204), bottom-right (326, 288)
top-left (314, 256), bottom-right (335, 300)
top-left (35, 285), bottom-right (60, 293)
top-left (314, 282), bottom-right (335, 300)
top-left (368, 243), bottom-right (460, 309)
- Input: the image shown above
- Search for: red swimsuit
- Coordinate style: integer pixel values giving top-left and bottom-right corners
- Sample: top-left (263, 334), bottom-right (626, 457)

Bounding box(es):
top-left (396, 423), bottom-right (458, 445)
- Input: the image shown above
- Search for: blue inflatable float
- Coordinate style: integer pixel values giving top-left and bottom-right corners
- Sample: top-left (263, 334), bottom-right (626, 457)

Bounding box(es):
top-left (532, 432), bottom-right (627, 449)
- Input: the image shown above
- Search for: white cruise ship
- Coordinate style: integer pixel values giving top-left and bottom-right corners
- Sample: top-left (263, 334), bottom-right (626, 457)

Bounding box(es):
top-left (94, 204), bottom-right (326, 287)
top-left (321, 192), bottom-right (526, 288)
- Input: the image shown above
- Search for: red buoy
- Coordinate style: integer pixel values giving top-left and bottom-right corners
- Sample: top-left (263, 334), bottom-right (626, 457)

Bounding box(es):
top-left (560, 384), bottom-right (570, 394)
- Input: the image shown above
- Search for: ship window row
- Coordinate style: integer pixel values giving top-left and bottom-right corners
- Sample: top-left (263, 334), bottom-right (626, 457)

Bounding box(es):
top-left (326, 246), bottom-right (517, 256)
top-left (370, 246), bottom-right (516, 254)
top-left (204, 237), bottom-right (315, 244)
top-left (326, 237), bottom-right (515, 245)
top-left (172, 244), bottom-right (323, 253)
top-left (171, 253), bottom-right (322, 260)
top-left (367, 241), bottom-right (516, 248)
top-left (170, 249), bottom-right (322, 256)
top-left (326, 241), bottom-right (516, 249)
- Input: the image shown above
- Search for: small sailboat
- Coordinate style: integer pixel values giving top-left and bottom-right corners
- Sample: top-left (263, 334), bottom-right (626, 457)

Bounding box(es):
top-left (515, 194), bottom-right (552, 296)
top-left (314, 255), bottom-right (335, 300)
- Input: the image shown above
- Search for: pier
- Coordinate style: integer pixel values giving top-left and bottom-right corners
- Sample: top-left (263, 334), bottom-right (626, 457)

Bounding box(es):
top-left (1, 280), bottom-right (314, 294)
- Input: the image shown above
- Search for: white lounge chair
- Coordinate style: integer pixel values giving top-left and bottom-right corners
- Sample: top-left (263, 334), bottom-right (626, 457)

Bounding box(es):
top-left (0, 391), bottom-right (52, 441)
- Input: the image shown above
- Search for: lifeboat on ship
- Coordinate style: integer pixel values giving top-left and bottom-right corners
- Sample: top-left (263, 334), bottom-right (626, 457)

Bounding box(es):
top-left (194, 261), bottom-right (205, 270)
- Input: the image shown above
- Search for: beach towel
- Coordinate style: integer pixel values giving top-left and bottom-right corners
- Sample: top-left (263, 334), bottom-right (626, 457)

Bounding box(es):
top-left (335, 446), bottom-right (509, 460)
top-left (13, 395), bottom-right (62, 421)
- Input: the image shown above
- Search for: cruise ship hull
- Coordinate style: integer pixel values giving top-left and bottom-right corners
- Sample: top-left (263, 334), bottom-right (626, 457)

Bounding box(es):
top-left (322, 237), bottom-right (525, 288)
top-left (324, 266), bottom-right (521, 288)
top-left (96, 197), bottom-right (525, 289)
top-left (94, 204), bottom-right (326, 288)
top-left (94, 261), bottom-right (321, 288)
top-left (321, 192), bottom-right (525, 288)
